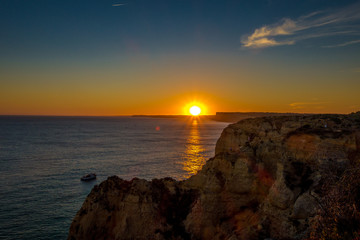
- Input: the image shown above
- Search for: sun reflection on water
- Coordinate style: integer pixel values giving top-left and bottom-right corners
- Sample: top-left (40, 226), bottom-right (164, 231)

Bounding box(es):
top-left (181, 118), bottom-right (206, 178)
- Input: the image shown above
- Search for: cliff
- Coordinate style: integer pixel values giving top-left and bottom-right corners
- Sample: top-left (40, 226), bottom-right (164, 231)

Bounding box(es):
top-left (68, 113), bottom-right (360, 240)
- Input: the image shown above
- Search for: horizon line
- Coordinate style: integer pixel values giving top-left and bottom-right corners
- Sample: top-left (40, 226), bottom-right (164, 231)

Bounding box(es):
top-left (0, 111), bottom-right (352, 117)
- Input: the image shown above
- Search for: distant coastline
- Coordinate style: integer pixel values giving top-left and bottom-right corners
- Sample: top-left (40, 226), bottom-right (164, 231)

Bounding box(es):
top-left (132, 112), bottom-right (309, 122)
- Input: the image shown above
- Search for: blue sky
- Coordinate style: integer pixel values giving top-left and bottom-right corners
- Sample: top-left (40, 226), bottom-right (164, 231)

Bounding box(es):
top-left (1, 0), bottom-right (360, 115)
top-left (2, 0), bottom-right (359, 56)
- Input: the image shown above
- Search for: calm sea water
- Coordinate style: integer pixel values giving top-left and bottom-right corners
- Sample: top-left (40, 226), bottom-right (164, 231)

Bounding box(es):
top-left (0, 116), bottom-right (228, 239)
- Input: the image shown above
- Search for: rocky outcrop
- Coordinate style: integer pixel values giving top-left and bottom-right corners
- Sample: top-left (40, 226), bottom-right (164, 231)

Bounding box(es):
top-left (68, 113), bottom-right (360, 240)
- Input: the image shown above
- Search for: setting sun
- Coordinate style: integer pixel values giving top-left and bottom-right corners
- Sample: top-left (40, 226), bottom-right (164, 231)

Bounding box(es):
top-left (190, 106), bottom-right (201, 116)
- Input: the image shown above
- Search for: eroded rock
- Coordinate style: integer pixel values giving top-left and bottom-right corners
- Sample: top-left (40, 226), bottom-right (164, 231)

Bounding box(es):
top-left (68, 113), bottom-right (360, 240)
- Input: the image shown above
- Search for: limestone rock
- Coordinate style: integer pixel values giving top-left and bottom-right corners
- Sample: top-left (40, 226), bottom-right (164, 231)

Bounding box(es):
top-left (291, 192), bottom-right (317, 219)
top-left (68, 113), bottom-right (360, 240)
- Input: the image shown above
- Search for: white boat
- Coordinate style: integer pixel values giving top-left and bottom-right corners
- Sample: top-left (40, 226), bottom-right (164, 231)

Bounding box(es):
top-left (81, 173), bottom-right (96, 181)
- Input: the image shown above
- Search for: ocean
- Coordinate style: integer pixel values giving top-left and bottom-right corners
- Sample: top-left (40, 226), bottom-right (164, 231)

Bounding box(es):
top-left (0, 116), bottom-right (228, 239)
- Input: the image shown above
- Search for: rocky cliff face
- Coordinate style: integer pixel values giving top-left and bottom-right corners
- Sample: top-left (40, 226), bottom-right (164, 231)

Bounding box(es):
top-left (68, 113), bottom-right (360, 240)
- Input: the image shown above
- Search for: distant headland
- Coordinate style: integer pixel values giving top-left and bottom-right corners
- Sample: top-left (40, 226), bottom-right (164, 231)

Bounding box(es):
top-left (133, 112), bottom-right (308, 122)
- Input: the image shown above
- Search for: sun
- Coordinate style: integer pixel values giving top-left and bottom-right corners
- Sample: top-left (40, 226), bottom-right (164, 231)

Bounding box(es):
top-left (183, 101), bottom-right (207, 115)
top-left (189, 106), bottom-right (201, 116)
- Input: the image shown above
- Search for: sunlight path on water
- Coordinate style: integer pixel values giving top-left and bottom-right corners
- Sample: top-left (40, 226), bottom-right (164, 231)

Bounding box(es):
top-left (181, 118), bottom-right (207, 178)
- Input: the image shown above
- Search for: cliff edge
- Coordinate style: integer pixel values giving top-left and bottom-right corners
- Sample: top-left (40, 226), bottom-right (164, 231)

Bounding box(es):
top-left (68, 113), bottom-right (360, 240)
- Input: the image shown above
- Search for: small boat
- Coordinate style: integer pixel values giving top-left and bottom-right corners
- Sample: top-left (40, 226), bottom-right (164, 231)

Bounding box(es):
top-left (81, 173), bottom-right (96, 181)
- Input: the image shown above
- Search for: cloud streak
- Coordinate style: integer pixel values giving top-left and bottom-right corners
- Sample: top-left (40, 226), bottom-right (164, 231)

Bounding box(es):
top-left (112, 3), bottom-right (126, 7)
top-left (242, 3), bottom-right (360, 48)
top-left (323, 39), bottom-right (360, 48)
top-left (289, 101), bottom-right (329, 110)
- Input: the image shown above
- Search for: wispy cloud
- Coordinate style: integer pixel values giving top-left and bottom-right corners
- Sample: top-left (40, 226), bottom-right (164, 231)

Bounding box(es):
top-left (323, 39), bottom-right (360, 48)
top-left (289, 101), bottom-right (329, 110)
top-left (242, 2), bottom-right (360, 48)
top-left (112, 3), bottom-right (126, 7)
top-left (242, 18), bottom-right (296, 48)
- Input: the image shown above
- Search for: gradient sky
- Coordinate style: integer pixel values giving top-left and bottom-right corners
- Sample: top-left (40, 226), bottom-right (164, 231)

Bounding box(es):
top-left (1, 0), bottom-right (360, 115)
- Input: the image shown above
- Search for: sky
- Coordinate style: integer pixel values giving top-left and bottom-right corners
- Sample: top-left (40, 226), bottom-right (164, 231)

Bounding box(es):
top-left (1, 0), bottom-right (360, 115)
